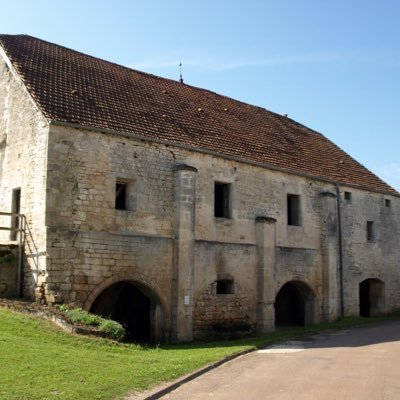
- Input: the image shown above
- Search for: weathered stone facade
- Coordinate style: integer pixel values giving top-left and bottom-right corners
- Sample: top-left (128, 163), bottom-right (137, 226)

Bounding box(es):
top-left (1, 36), bottom-right (400, 342)
top-left (0, 49), bottom-right (48, 296)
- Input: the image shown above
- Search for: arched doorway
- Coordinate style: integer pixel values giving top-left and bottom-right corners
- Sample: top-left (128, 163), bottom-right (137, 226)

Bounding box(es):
top-left (359, 279), bottom-right (385, 317)
top-left (90, 281), bottom-right (163, 342)
top-left (275, 281), bottom-right (317, 326)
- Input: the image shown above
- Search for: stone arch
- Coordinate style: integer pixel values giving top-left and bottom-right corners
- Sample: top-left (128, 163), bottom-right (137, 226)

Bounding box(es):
top-left (84, 273), bottom-right (167, 312)
top-left (84, 274), bottom-right (168, 342)
top-left (359, 278), bottom-right (385, 317)
top-left (275, 280), bottom-right (319, 326)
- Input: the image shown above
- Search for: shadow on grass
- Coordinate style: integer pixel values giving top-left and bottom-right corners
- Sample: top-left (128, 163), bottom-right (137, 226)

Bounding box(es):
top-left (146, 312), bottom-right (400, 352)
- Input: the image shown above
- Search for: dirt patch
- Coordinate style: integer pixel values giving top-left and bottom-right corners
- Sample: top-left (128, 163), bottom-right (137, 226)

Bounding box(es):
top-left (0, 297), bottom-right (64, 317)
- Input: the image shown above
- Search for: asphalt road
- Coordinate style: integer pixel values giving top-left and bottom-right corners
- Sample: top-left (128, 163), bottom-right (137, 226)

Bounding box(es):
top-left (160, 321), bottom-right (400, 400)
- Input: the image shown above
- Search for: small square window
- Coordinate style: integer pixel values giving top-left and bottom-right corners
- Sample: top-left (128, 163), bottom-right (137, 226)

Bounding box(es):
top-left (344, 191), bottom-right (352, 201)
top-left (214, 182), bottom-right (231, 218)
top-left (385, 199), bottom-right (391, 207)
top-left (287, 194), bottom-right (301, 226)
top-left (367, 221), bottom-right (374, 241)
top-left (216, 279), bottom-right (234, 295)
top-left (115, 182), bottom-right (127, 210)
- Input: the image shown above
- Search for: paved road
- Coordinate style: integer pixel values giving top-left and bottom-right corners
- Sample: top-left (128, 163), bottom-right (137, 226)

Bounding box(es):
top-left (161, 321), bottom-right (400, 400)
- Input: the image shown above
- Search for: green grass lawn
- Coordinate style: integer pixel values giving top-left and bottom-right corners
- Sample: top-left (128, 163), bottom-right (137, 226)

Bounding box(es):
top-left (1, 307), bottom-right (399, 400)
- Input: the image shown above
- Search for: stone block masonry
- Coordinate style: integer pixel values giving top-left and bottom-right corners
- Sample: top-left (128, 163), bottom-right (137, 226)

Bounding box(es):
top-left (41, 123), bottom-right (400, 340)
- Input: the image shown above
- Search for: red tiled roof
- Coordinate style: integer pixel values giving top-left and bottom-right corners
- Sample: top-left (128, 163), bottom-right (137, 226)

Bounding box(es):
top-left (0, 34), bottom-right (396, 195)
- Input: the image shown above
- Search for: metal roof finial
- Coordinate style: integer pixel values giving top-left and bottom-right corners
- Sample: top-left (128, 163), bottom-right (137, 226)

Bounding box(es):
top-left (179, 62), bottom-right (184, 84)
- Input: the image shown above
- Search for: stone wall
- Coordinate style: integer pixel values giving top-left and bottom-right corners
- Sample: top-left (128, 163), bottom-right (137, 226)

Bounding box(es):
top-left (341, 187), bottom-right (400, 315)
top-left (193, 279), bottom-right (255, 338)
top-left (43, 123), bottom-right (400, 340)
top-left (45, 126), bottom-right (178, 320)
top-left (193, 241), bottom-right (257, 337)
top-left (0, 51), bottom-right (49, 298)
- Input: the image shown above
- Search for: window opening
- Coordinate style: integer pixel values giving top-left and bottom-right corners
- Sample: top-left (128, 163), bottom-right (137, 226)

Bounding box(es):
top-left (115, 182), bottom-right (127, 210)
top-left (385, 199), bottom-right (391, 207)
top-left (344, 191), bottom-right (352, 201)
top-left (287, 194), bottom-right (301, 226)
top-left (214, 182), bottom-right (231, 218)
top-left (216, 279), bottom-right (234, 295)
top-left (367, 221), bottom-right (374, 241)
top-left (10, 188), bottom-right (21, 241)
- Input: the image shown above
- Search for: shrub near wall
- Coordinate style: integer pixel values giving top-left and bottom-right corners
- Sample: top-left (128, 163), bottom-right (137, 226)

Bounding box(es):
top-left (59, 305), bottom-right (126, 341)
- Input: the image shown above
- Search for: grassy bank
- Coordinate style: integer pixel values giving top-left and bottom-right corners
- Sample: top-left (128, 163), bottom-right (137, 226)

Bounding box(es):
top-left (1, 307), bottom-right (399, 400)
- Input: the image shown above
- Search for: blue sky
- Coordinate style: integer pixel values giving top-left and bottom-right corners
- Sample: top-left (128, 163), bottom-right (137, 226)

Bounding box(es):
top-left (1, 0), bottom-right (399, 190)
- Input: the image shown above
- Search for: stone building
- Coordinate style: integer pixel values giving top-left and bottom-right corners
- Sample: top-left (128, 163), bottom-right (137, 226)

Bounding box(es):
top-left (0, 34), bottom-right (399, 342)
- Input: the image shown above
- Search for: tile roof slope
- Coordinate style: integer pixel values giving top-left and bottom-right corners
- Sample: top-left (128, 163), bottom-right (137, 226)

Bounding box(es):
top-left (0, 34), bottom-right (397, 195)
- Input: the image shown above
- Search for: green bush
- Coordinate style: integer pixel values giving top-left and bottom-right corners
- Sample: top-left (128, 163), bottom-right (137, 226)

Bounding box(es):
top-left (66, 308), bottom-right (102, 326)
top-left (58, 305), bottom-right (126, 341)
top-left (99, 319), bottom-right (126, 342)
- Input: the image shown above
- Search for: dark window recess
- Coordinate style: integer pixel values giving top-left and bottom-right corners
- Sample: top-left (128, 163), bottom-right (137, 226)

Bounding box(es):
top-left (115, 182), bottom-right (127, 210)
top-left (367, 221), bottom-right (374, 241)
top-left (287, 194), bottom-right (301, 226)
top-left (344, 191), bottom-right (352, 201)
top-left (10, 188), bottom-right (21, 241)
top-left (385, 199), bottom-right (391, 207)
top-left (214, 182), bottom-right (230, 218)
top-left (216, 279), bottom-right (234, 295)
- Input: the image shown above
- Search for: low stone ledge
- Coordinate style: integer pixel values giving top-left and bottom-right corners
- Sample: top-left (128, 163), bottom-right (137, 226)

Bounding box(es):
top-left (0, 298), bottom-right (108, 339)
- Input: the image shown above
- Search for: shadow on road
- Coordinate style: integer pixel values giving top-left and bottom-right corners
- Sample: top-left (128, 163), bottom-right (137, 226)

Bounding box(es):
top-left (299, 320), bottom-right (400, 349)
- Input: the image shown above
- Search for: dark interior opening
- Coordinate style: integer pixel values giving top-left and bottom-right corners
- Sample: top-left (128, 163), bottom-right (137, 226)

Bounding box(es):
top-left (90, 282), bottom-right (151, 342)
top-left (214, 182), bottom-right (230, 218)
top-left (344, 191), bottom-right (352, 201)
top-left (287, 194), bottom-right (300, 226)
top-left (359, 280), bottom-right (370, 317)
top-left (359, 278), bottom-right (384, 318)
top-left (275, 282), bottom-right (305, 326)
top-left (115, 182), bottom-right (127, 210)
top-left (367, 221), bottom-right (374, 241)
top-left (216, 279), bottom-right (234, 294)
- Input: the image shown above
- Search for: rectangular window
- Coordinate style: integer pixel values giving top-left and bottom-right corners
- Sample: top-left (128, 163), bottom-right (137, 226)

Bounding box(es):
top-left (10, 188), bottom-right (21, 241)
top-left (216, 279), bottom-right (234, 295)
top-left (115, 182), bottom-right (127, 210)
top-left (287, 194), bottom-right (301, 226)
top-left (367, 221), bottom-right (374, 241)
top-left (344, 191), bottom-right (352, 201)
top-left (214, 182), bottom-right (231, 218)
top-left (385, 199), bottom-right (391, 207)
